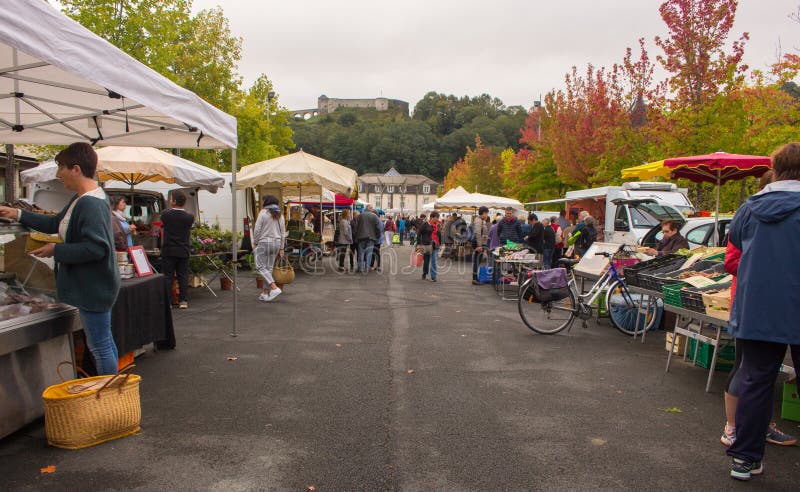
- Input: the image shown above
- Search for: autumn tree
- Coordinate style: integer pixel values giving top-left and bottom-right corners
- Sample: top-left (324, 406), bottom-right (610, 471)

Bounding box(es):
top-left (655, 0), bottom-right (748, 109)
top-left (442, 136), bottom-right (505, 195)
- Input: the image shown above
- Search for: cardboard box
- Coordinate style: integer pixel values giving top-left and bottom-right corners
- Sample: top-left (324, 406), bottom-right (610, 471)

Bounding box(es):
top-left (665, 332), bottom-right (686, 354)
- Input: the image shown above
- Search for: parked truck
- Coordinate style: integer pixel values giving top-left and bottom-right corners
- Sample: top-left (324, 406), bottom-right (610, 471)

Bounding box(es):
top-left (528, 182), bottom-right (694, 245)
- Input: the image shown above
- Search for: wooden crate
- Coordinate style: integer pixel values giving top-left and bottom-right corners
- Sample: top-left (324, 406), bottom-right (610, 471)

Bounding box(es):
top-left (703, 288), bottom-right (731, 322)
top-left (665, 332), bottom-right (687, 354)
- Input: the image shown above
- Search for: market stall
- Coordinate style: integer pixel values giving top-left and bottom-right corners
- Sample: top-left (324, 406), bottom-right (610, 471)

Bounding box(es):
top-left (237, 151), bottom-right (357, 273)
top-left (0, 0), bottom-right (237, 437)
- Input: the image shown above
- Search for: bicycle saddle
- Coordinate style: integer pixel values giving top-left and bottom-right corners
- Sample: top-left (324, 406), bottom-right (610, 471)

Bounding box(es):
top-left (557, 258), bottom-right (580, 268)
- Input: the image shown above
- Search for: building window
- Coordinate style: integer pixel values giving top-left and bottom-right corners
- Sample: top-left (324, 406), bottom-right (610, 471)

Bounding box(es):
top-left (358, 183), bottom-right (364, 193)
top-left (373, 185), bottom-right (381, 193)
top-left (400, 196), bottom-right (405, 209)
top-left (423, 197), bottom-right (430, 204)
top-left (422, 184), bottom-right (430, 194)
top-left (375, 196), bottom-right (382, 208)
top-left (387, 185), bottom-right (395, 193)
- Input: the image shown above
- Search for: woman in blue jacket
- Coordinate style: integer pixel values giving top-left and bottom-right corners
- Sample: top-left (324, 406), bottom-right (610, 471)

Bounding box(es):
top-left (726, 142), bottom-right (800, 480)
top-left (0, 143), bottom-right (120, 375)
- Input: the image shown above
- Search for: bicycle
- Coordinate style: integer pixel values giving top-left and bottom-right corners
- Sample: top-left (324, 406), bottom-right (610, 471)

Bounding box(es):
top-left (518, 250), bottom-right (661, 335)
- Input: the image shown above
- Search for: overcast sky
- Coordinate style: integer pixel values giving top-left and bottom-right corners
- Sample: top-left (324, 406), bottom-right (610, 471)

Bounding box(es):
top-left (191, 0), bottom-right (799, 111)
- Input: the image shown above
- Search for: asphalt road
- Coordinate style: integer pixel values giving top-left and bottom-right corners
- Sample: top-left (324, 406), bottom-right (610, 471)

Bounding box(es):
top-left (2, 245), bottom-right (798, 491)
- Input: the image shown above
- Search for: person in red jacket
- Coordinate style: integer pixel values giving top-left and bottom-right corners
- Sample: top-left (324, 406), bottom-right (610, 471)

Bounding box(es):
top-left (720, 170), bottom-right (797, 449)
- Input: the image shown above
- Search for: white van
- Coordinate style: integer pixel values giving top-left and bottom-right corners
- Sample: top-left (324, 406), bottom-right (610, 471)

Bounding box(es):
top-left (528, 182), bottom-right (694, 245)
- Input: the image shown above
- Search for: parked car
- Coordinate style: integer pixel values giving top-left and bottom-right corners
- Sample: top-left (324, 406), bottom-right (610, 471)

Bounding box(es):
top-left (640, 217), bottom-right (733, 249)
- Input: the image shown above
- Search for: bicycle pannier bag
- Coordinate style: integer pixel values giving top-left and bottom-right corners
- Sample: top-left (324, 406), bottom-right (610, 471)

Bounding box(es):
top-left (531, 268), bottom-right (569, 302)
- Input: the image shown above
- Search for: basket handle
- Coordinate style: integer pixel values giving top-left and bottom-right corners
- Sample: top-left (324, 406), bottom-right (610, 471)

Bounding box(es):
top-left (57, 360), bottom-right (92, 382)
top-left (95, 363), bottom-right (136, 400)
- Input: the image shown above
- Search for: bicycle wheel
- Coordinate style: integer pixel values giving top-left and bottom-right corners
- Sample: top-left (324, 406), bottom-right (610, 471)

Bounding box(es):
top-left (518, 280), bottom-right (576, 335)
top-left (605, 279), bottom-right (658, 336)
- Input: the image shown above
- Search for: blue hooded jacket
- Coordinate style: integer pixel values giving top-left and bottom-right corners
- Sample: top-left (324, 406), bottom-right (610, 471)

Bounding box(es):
top-left (729, 181), bottom-right (800, 344)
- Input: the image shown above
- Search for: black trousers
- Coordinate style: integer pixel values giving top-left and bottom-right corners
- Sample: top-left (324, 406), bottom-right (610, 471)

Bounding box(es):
top-left (161, 256), bottom-right (189, 303)
top-left (727, 339), bottom-right (788, 462)
top-left (336, 244), bottom-right (349, 269)
top-left (472, 248), bottom-right (485, 280)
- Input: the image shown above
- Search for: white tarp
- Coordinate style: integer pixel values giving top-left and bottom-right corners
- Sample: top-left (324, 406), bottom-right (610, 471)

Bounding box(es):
top-left (434, 187), bottom-right (524, 210)
top-left (0, 0), bottom-right (236, 148)
top-left (236, 150), bottom-right (357, 195)
top-left (20, 146), bottom-right (225, 192)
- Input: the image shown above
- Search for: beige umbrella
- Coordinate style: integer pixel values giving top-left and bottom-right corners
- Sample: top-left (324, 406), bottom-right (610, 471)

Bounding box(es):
top-left (236, 150), bottom-right (357, 195)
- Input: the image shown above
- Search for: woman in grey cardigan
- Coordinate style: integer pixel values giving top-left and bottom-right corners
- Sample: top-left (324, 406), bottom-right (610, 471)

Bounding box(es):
top-left (253, 195), bottom-right (286, 302)
top-left (0, 143), bottom-right (120, 375)
top-left (335, 209), bottom-right (353, 272)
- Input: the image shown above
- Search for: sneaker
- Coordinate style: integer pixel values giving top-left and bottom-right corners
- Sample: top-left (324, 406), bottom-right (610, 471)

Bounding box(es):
top-left (766, 422), bottom-right (798, 446)
top-left (431, 278), bottom-right (437, 282)
top-left (721, 425), bottom-right (736, 447)
top-left (472, 280), bottom-right (482, 285)
top-left (267, 288), bottom-right (282, 301)
top-left (730, 458), bottom-right (763, 481)
top-left (178, 301), bottom-right (188, 309)
top-left (258, 293), bottom-right (271, 302)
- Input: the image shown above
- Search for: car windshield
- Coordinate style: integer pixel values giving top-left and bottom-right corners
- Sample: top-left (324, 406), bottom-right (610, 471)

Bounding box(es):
top-left (629, 203), bottom-right (684, 229)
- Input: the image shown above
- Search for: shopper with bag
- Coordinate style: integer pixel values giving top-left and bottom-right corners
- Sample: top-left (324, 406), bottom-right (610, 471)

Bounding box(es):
top-left (253, 195), bottom-right (286, 302)
top-left (0, 143), bottom-right (120, 375)
top-left (416, 211), bottom-right (442, 282)
top-left (471, 206), bottom-right (490, 285)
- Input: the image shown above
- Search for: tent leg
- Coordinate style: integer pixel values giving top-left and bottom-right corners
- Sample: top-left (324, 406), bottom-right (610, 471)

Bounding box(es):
top-left (231, 150), bottom-right (238, 338)
top-left (714, 173), bottom-right (721, 246)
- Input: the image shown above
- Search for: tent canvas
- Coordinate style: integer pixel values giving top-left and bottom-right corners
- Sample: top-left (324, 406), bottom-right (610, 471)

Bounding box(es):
top-left (20, 146), bottom-right (226, 192)
top-left (0, 0), bottom-right (235, 148)
top-left (236, 150), bottom-right (357, 196)
top-left (0, 0), bottom-right (242, 334)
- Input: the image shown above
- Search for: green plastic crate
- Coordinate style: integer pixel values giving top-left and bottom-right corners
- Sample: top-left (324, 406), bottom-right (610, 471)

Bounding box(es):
top-left (687, 338), bottom-right (735, 371)
top-left (782, 382), bottom-right (800, 423)
top-left (661, 274), bottom-right (728, 309)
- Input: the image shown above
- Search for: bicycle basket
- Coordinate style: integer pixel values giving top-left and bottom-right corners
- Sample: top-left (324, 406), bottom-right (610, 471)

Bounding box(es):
top-left (531, 268), bottom-right (569, 303)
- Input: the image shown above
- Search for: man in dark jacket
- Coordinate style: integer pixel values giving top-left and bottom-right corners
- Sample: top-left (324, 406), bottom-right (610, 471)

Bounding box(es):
top-left (726, 142), bottom-right (800, 481)
top-left (541, 217), bottom-right (556, 268)
top-left (354, 205), bottom-right (381, 274)
top-left (497, 207), bottom-right (522, 244)
top-left (524, 213), bottom-right (544, 253)
top-left (161, 190), bottom-right (195, 309)
top-left (643, 220), bottom-right (689, 257)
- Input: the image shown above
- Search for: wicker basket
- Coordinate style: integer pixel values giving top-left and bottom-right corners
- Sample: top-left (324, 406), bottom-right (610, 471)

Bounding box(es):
top-left (43, 363), bottom-right (141, 450)
top-left (272, 256), bottom-right (295, 285)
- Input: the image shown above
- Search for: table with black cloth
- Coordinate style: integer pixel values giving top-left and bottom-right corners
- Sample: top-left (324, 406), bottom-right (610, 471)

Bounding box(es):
top-left (112, 273), bottom-right (175, 353)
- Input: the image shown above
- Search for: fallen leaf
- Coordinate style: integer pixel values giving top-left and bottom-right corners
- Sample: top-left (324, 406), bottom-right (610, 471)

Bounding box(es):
top-left (407, 369), bottom-right (415, 375)
top-left (659, 407), bottom-right (683, 413)
top-left (590, 438), bottom-right (607, 446)
top-left (455, 310), bottom-right (462, 313)
top-left (226, 357), bottom-right (238, 361)
top-left (344, 299), bottom-right (351, 302)
top-left (307, 486), bottom-right (316, 491)
top-left (40, 465), bottom-right (56, 474)
top-left (616, 390), bottom-right (623, 394)
top-left (335, 344), bottom-right (343, 348)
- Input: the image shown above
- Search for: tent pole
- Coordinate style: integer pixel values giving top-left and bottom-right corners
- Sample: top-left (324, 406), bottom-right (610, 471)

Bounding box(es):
top-left (714, 172), bottom-right (721, 246)
top-left (231, 149), bottom-right (238, 337)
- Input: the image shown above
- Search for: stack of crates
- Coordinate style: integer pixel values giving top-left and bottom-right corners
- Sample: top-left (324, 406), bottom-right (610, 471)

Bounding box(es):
top-left (687, 338), bottom-right (735, 371)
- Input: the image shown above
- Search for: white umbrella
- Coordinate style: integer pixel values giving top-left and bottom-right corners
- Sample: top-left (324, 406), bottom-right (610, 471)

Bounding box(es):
top-left (20, 146), bottom-right (225, 192)
top-left (236, 150), bottom-right (357, 195)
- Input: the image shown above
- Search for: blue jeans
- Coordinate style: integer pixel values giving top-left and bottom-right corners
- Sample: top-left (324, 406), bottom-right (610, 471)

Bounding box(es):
top-left (358, 239), bottom-right (375, 272)
top-left (423, 245), bottom-right (439, 280)
top-left (79, 309), bottom-right (118, 375)
top-left (543, 248), bottom-right (554, 270)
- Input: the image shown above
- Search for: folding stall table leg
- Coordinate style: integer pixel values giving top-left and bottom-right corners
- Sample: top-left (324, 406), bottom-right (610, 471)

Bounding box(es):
top-left (705, 325), bottom-right (722, 393)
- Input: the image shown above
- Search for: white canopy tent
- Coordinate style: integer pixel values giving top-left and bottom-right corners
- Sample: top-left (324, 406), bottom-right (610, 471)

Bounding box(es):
top-left (0, 0), bottom-right (241, 333)
top-left (20, 146), bottom-right (226, 193)
top-left (433, 186), bottom-right (524, 211)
